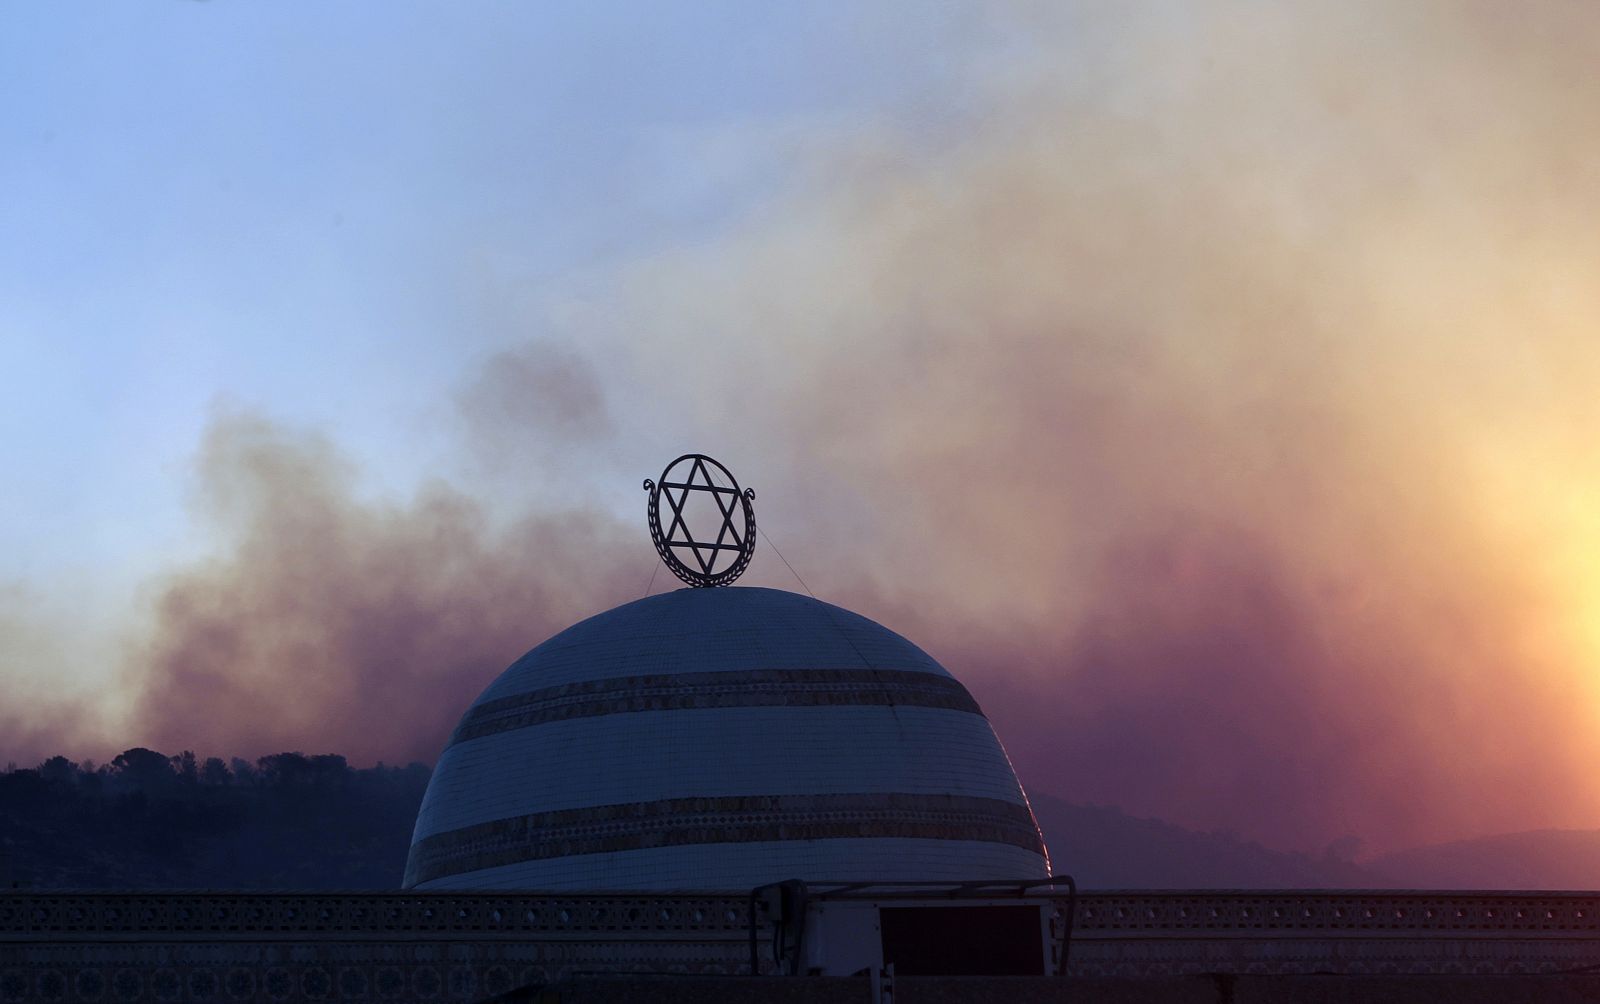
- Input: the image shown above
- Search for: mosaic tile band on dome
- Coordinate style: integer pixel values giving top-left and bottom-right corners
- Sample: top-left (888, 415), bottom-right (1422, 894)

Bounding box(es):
top-left (405, 586), bottom-right (1051, 891)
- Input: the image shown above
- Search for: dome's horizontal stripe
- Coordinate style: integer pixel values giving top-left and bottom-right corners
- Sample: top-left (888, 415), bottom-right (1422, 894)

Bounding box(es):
top-left (450, 669), bottom-right (981, 745)
top-left (412, 838), bottom-right (1050, 891)
top-left (415, 707), bottom-right (1029, 838)
top-left (405, 793), bottom-right (1044, 887)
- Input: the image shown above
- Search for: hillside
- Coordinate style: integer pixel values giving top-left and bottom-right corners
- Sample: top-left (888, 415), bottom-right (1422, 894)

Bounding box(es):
top-left (0, 750), bottom-right (428, 889)
top-left (1028, 795), bottom-right (1383, 889)
top-left (1365, 829), bottom-right (1600, 890)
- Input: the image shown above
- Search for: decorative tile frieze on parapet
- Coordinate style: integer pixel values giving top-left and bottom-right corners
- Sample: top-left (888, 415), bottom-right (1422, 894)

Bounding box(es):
top-left (0, 892), bottom-right (753, 942)
top-left (6, 890), bottom-right (1600, 1001)
top-left (0, 892), bottom-right (766, 1001)
top-left (1075, 891), bottom-right (1600, 933)
top-left (1068, 891), bottom-right (1600, 977)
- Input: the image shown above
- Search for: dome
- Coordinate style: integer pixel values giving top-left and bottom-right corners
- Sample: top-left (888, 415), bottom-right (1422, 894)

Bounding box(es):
top-left (404, 587), bottom-right (1049, 890)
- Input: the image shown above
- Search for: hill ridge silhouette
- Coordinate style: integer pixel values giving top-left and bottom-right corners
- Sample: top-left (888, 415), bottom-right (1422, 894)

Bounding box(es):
top-left (4, 750), bottom-right (1594, 890)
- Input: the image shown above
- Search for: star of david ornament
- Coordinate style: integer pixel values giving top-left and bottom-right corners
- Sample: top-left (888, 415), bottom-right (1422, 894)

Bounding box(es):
top-left (644, 454), bottom-right (756, 587)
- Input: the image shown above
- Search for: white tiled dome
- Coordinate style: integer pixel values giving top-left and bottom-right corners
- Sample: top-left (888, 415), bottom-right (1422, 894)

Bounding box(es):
top-left (404, 587), bottom-right (1049, 891)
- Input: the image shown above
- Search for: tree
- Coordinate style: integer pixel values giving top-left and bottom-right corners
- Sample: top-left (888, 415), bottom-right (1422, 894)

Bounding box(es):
top-left (38, 756), bottom-right (77, 786)
top-left (201, 757), bottom-right (232, 786)
top-left (257, 752), bottom-right (313, 787)
top-left (170, 751), bottom-right (199, 784)
top-left (111, 748), bottom-right (172, 789)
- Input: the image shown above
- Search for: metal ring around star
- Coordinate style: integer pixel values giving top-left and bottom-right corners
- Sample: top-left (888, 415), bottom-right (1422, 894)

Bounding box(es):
top-left (644, 454), bottom-right (756, 588)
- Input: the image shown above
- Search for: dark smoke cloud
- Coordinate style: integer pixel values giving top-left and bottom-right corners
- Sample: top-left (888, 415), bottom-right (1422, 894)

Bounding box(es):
top-left (124, 413), bottom-right (641, 765)
top-left (875, 525), bottom-right (1548, 854)
top-left (456, 342), bottom-right (613, 467)
top-left (574, 1), bottom-right (1600, 851)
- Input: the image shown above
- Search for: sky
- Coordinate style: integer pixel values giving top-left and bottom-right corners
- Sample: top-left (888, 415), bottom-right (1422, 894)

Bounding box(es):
top-left (5, 1), bottom-right (1600, 859)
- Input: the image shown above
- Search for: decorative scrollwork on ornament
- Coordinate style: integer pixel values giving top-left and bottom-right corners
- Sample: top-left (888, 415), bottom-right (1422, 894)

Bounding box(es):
top-left (644, 454), bottom-right (756, 587)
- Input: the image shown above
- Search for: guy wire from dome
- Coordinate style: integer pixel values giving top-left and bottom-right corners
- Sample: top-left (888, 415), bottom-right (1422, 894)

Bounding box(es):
top-left (647, 452), bottom-right (913, 730)
top-left (756, 517), bottom-right (911, 731)
top-left (697, 454), bottom-right (915, 729)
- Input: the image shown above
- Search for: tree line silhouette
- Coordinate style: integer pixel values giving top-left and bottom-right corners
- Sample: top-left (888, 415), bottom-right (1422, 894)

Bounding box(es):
top-left (0, 750), bottom-right (430, 889)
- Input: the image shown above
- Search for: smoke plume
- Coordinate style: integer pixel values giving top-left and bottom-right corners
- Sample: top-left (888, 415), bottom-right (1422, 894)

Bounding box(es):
top-left (567, 1), bottom-right (1600, 850)
top-left (124, 414), bottom-right (641, 765)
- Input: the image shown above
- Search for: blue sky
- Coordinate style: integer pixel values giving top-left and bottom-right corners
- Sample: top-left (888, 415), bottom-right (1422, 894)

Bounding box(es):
top-left (0, 1), bottom-right (983, 586)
